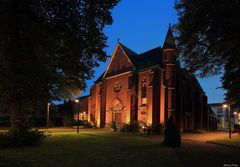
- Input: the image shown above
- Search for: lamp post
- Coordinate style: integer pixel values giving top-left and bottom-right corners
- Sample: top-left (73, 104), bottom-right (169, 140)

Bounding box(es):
top-left (47, 103), bottom-right (50, 129)
top-left (75, 99), bottom-right (80, 134)
top-left (223, 104), bottom-right (231, 139)
top-left (233, 112), bottom-right (237, 130)
top-left (238, 113), bottom-right (240, 125)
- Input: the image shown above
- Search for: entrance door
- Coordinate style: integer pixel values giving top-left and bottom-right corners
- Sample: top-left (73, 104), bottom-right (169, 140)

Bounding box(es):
top-left (115, 113), bottom-right (122, 124)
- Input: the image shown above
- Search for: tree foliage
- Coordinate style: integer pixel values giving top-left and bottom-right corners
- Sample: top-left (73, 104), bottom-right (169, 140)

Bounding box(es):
top-left (0, 0), bottom-right (120, 131)
top-left (0, 0), bottom-right (119, 102)
top-left (175, 0), bottom-right (240, 108)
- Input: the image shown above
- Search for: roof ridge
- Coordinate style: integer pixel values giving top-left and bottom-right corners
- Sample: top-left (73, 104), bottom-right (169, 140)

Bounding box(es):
top-left (119, 42), bottom-right (138, 55)
top-left (139, 46), bottom-right (162, 56)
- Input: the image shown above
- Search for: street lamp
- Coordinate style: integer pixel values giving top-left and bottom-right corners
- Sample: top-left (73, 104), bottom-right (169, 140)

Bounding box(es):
top-left (233, 112), bottom-right (237, 128)
top-left (238, 113), bottom-right (240, 125)
top-left (47, 103), bottom-right (50, 129)
top-left (223, 104), bottom-right (231, 139)
top-left (75, 99), bottom-right (80, 134)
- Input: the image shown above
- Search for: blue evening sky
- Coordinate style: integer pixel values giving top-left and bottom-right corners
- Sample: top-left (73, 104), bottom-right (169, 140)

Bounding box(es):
top-left (81, 0), bottom-right (225, 104)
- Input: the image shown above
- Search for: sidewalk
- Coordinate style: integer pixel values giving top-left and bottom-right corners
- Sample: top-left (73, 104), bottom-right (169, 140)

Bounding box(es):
top-left (149, 131), bottom-right (240, 167)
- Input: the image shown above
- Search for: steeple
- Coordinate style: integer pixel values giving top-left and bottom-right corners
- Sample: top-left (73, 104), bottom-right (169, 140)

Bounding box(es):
top-left (162, 23), bottom-right (177, 123)
top-left (163, 24), bottom-right (176, 49)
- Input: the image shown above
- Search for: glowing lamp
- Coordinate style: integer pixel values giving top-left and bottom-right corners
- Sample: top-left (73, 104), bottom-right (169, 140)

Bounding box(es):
top-left (223, 104), bottom-right (228, 108)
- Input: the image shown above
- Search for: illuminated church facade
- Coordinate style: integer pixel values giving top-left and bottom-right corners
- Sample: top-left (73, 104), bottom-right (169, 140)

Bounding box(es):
top-left (87, 27), bottom-right (217, 131)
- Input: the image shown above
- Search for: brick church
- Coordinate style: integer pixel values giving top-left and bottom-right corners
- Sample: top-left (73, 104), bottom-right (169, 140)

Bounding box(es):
top-left (85, 26), bottom-right (217, 131)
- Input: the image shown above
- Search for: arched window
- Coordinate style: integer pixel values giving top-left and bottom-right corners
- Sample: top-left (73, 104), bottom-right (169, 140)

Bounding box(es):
top-left (142, 80), bottom-right (147, 105)
top-left (113, 99), bottom-right (123, 112)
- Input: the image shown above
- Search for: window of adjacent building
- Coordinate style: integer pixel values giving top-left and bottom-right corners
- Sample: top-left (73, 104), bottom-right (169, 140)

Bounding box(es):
top-left (74, 111), bottom-right (88, 121)
top-left (142, 80), bottom-right (147, 105)
top-left (217, 107), bottom-right (222, 113)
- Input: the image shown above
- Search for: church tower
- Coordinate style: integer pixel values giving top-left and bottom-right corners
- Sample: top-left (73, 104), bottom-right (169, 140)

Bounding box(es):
top-left (163, 25), bottom-right (177, 122)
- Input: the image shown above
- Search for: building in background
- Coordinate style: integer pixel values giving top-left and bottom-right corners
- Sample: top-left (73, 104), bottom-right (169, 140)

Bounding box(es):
top-left (209, 103), bottom-right (240, 130)
top-left (0, 100), bottom-right (50, 127)
top-left (209, 103), bottom-right (227, 129)
top-left (73, 96), bottom-right (88, 121)
top-left (57, 95), bottom-right (89, 122)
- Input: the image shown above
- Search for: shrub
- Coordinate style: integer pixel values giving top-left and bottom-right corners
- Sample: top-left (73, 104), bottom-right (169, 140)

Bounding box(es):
top-left (35, 116), bottom-right (46, 127)
top-left (119, 123), bottom-right (131, 132)
top-left (73, 120), bottom-right (89, 128)
top-left (51, 116), bottom-right (63, 126)
top-left (0, 120), bottom-right (46, 148)
top-left (79, 120), bottom-right (88, 126)
top-left (163, 116), bottom-right (181, 147)
top-left (91, 121), bottom-right (97, 128)
top-left (111, 121), bottom-right (117, 131)
top-left (63, 117), bottom-right (74, 127)
top-left (119, 121), bottom-right (139, 132)
top-left (138, 121), bottom-right (151, 134)
top-left (151, 124), bottom-right (163, 134)
top-left (0, 115), bottom-right (10, 126)
top-left (84, 121), bottom-right (97, 128)
top-left (130, 121), bottom-right (139, 132)
top-left (84, 121), bottom-right (94, 128)
top-left (119, 123), bottom-right (127, 132)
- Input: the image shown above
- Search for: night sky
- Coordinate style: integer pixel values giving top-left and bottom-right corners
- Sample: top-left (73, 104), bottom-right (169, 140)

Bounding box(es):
top-left (81, 0), bottom-right (224, 104)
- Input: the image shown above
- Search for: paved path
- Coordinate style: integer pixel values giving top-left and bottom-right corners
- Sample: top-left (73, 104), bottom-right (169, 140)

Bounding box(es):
top-left (150, 131), bottom-right (240, 167)
top-left (175, 139), bottom-right (240, 167)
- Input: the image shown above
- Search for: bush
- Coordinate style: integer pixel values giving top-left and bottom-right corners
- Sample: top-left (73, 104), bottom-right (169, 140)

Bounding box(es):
top-left (163, 116), bottom-right (181, 147)
top-left (119, 121), bottom-right (162, 134)
top-left (120, 121), bottom-right (149, 133)
top-left (51, 117), bottom-right (63, 126)
top-left (138, 121), bottom-right (151, 134)
top-left (82, 120), bottom-right (89, 127)
top-left (119, 122), bottom-right (138, 132)
top-left (79, 120), bottom-right (88, 126)
top-left (63, 117), bottom-right (74, 127)
top-left (111, 121), bottom-right (117, 131)
top-left (119, 123), bottom-right (127, 132)
top-left (83, 121), bottom-right (93, 128)
top-left (35, 116), bottom-right (46, 127)
top-left (0, 115), bottom-right (10, 126)
top-left (130, 121), bottom-right (139, 132)
top-left (151, 124), bottom-right (163, 134)
top-left (0, 120), bottom-right (46, 148)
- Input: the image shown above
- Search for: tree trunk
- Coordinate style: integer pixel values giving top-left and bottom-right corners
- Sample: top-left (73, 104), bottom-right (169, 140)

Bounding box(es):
top-left (9, 98), bottom-right (23, 132)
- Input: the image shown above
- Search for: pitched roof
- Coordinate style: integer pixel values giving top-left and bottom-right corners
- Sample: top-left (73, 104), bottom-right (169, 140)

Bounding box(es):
top-left (119, 43), bottom-right (162, 70)
top-left (178, 69), bottom-right (204, 93)
top-left (119, 43), bottom-right (138, 61)
top-left (135, 47), bottom-right (162, 69)
top-left (94, 43), bottom-right (163, 83)
top-left (163, 26), bottom-right (176, 49)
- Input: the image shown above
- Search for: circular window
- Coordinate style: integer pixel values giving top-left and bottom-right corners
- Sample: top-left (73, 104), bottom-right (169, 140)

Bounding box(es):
top-left (113, 82), bottom-right (121, 92)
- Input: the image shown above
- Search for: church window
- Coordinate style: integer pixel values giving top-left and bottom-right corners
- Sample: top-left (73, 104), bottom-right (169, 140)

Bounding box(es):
top-left (113, 82), bottom-right (121, 92)
top-left (113, 99), bottom-right (123, 112)
top-left (142, 80), bottom-right (147, 105)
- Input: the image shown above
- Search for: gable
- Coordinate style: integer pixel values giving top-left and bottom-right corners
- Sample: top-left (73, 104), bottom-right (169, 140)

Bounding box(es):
top-left (104, 44), bottom-right (135, 78)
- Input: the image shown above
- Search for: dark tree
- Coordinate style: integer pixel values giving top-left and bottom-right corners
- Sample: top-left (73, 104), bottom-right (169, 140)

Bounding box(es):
top-left (222, 57), bottom-right (240, 108)
top-left (0, 0), bottom-right (120, 132)
top-left (175, 0), bottom-right (240, 108)
top-left (163, 116), bottom-right (181, 147)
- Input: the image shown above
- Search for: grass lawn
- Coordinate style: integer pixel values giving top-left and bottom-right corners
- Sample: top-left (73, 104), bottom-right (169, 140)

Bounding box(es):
top-left (208, 133), bottom-right (240, 148)
top-left (0, 129), bottom-right (182, 167)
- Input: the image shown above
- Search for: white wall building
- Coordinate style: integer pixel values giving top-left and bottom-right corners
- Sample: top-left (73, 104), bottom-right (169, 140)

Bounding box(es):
top-left (209, 103), bottom-right (240, 130)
